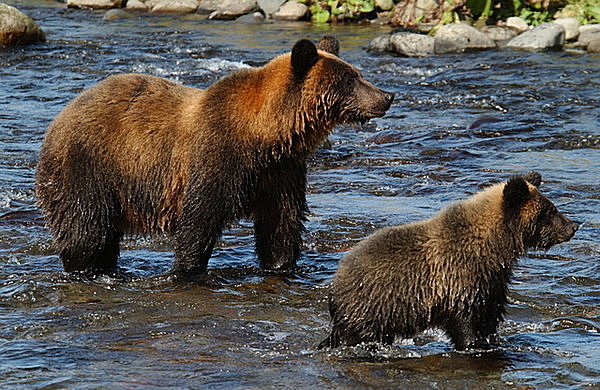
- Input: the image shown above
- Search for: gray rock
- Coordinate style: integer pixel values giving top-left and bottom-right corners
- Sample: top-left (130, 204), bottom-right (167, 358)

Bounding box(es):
top-left (125, 0), bottom-right (148, 11)
top-left (506, 22), bottom-right (565, 51)
top-left (367, 35), bottom-right (392, 53)
top-left (208, 0), bottom-right (257, 20)
top-left (235, 11), bottom-right (265, 23)
top-left (506, 16), bottom-right (529, 33)
top-left (103, 9), bottom-right (134, 20)
top-left (151, 0), bottom-right (199, 14)
top-left (434, 23), bottom-right (496, 54)
top-left (578, 24), bottom-right (600, 45)
top-left (67, 0), bottom-right (123, 9)
top-left (587, 38), bottom-right (600, 53)
top-left (390, 32), bottom-right (434, 57)
top-left (198, 0), bottom-right (221, 13)
top-left (376, 0), bottom-right (394, 11)
top-left (272, 1), bottom-right (307, 21)
top-left (257, 0), bottom-right (285, 16)
top-left (554, 17), bottom-right (580, 41)
top-left (480, 25), bottom-right (519, 42)
top-left (0, 3), bottom-right (45, 47)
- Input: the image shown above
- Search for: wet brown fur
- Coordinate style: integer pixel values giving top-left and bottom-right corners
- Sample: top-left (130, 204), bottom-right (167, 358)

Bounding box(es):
top-left (320, 172), bottom-right (578, 350)
top-left (36, 38), bottom-right (394, 274)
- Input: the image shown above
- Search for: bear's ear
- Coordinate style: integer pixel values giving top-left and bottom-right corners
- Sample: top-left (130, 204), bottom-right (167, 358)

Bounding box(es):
top-left (503, 176), bottom-right (531, 217)
top-left (291, 39), bottom-right (319, 80)
top-left (521, 171), bottom-right (542, 187)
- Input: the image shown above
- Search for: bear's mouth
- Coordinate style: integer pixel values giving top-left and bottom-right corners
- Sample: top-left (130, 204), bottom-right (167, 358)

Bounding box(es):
top-left (355, 110), bottom-right (388, 125)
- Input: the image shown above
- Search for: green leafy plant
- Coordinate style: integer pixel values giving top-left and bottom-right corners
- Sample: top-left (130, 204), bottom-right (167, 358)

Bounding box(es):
top-left (299, 0), bottom-right (376, 23)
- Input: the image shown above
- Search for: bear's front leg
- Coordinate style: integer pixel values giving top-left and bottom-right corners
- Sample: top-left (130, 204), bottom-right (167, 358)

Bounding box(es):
top-left (253, 196), bottom-right (307, 270)
top-left (172, 189), bottom-right (227, 275)
top-left (253, 160), bottom-right (308, 271)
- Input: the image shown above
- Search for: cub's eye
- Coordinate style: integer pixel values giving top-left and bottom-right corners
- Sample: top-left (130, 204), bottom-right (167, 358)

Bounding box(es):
top-left (344, 76), bottom-right (354, 88)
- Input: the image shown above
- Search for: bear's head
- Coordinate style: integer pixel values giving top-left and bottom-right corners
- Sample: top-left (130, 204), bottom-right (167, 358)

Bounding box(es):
top-left (503, 172), bottom-right (578, 250)
top-left (290, 39), bottom-right (394, 126)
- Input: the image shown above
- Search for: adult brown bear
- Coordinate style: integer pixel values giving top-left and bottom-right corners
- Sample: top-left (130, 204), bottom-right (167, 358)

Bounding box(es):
top-left (36, 38), bottom-right (394, 275)
top-left (319, 172), bottom-right (578, 350)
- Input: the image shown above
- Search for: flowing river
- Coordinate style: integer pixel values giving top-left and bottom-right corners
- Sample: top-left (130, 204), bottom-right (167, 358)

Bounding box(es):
top-left (1, 2), bottom-right (599, 388)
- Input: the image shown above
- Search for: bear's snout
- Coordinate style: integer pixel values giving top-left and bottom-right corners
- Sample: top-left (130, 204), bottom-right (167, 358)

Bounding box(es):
top-left (383, 91), bottom-right (394, 108)
top-left (566, 220), bottom-right (579, 240)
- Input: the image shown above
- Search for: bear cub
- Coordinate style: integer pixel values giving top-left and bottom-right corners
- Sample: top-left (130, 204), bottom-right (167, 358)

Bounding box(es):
top-left (36, 37), bottom-right (394, 275)
top-left (320, 172), bottom-right (578, 350)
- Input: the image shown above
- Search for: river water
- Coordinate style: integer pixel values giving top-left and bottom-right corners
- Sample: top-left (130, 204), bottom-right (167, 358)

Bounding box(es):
top-left (1, 2), bottom-right (599, 388)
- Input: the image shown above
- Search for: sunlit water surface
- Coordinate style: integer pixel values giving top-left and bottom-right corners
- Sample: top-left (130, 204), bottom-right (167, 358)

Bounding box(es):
top-left (1, 1), bottom-right (599, 388)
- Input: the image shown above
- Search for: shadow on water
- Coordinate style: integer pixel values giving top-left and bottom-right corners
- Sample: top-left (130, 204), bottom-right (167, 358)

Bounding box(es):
top-left (1, 1), bottom-right (599, 389)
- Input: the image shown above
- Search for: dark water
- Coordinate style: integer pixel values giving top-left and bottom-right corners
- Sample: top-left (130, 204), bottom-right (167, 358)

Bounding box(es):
top-left (1, 1), bottom-right (599, 388)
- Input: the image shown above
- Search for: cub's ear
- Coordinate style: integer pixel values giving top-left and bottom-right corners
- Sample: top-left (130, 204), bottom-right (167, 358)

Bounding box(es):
top-left (316, 35), bottom-right (340, 56)
top-left (291, 39), bottom-right (319, 80)
top-left (521, 171), bottom-right (542, 187)
top-left (503, 176), bottom-right (531, 218)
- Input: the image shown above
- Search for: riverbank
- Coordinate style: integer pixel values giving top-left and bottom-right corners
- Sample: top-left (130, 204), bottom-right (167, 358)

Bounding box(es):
top-left (3, 1), bottom-right (600, 56)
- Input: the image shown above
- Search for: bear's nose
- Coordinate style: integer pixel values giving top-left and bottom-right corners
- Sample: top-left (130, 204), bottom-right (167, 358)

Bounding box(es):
top-left (384, 92), bottom-right (394, 105)
top-left (570, 221), bottom-right (579, 235)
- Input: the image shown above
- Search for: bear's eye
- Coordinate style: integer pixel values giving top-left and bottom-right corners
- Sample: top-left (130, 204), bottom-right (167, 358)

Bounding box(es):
top-left (543, 205), bottom-right (557, 219)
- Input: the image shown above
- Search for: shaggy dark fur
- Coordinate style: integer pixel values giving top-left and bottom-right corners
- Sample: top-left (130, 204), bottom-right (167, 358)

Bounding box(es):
top-left (36, 38), bottom-right (394, 275)
top-left (320, 172), bottom-right (578, 350)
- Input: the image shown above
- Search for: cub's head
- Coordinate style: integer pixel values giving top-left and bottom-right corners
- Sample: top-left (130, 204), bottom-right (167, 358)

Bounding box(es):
top-left (289, 38), bottom-right (394, 126)
top-left (503, 172), bottom-right (578, 250)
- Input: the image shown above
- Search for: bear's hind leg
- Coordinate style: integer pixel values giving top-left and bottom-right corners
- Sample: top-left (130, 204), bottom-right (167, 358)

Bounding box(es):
top-left (445, 314), bottom-right (497, 350)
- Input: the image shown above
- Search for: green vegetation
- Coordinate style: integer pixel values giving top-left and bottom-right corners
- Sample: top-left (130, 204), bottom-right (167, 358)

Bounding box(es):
top-left (435, 0), bottom-right (600, 27)
top-left (300, 0), bottom-right (600, 25)
top-left (297, 0), bottom-right (376, 23)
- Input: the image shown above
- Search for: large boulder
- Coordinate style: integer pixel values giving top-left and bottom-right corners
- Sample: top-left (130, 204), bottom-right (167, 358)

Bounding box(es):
top-left (125, 0), bottom-right (148, 11)
top-left (390, 32), bottom-right (434, 57)
top-left (67, 0), bottom-right (123, 9)
top-left (208, 0), bottom-right (257, 20)
top-left (506, 22), bottom-right (565, 51)
top-left (151, 0), bottom-right (199, 14)
top-left (553, 17), bottom-right (580, 41)
top-left (197, 0), bottom-right (220, 13)
top-left (480, 25), bottom-right (519, 42)
top-left (587, 38), bottom-right (600, 53)
top-left (367, 35), bottom-right (392, 53)
top-left (272, 1), bottom-right (307, 21)
top-left (578, 24), bottom-right (600, 45)
top-left (0, 4), bottom-right (45, 47)
top-left (257, 0), bottom-right (285, 16)
top-left (434, 23), bottom-right (496, 54)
